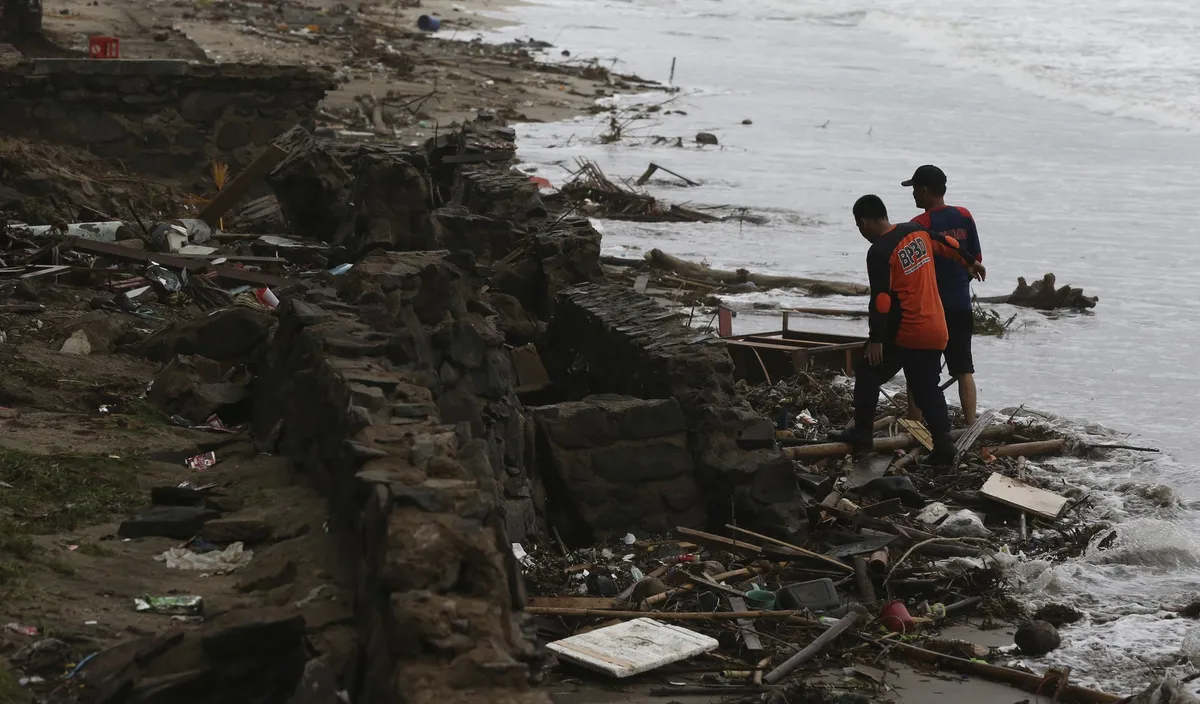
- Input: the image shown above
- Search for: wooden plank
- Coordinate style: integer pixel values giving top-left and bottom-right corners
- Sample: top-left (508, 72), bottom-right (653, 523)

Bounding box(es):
top-left (63, 237), bottom-right (292, 288)
top-left (956, 410), bottom-right (998, 453)
top-left (727, 596), bottom-right (763, 651)
top-left (675, 526), bottom-right (761, 557)
top-left (897, 418), bottom-right (934, 451)
top-left (980, 473), bottom-right (1068, 520)
top-left (725, 524), bottom-right (853, 573)
top-left (545, 618), bottom-right (719, 678)
top-left (198, 144), bottom-right (288, 226)
top-left (528, 596), bottom-right (615, 610)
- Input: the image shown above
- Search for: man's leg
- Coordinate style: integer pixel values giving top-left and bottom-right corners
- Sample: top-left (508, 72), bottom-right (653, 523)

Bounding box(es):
top-left (832, 348), bottom-right (903, 448)
top-left (945, 309), bottom-right (976, 425)
top-left (901, 347), bottom-right (956, 463)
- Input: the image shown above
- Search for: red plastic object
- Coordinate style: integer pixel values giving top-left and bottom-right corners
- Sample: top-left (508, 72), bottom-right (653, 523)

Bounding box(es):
top-left (879, 600), bottom-right (915, 633)
top-left (88, 36), bottom-right (120, 59)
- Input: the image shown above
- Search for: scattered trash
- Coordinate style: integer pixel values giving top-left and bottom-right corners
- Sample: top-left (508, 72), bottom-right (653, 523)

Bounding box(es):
top-left (186, 451), bottom-right (218, 470)
top-left (4, 623), bottom-right (38, 636)
top-left (937, 509), bottom-right (992, 538)
top-left (134, 595), bottom-right (204, 615)
top-left (156, 542), bottom-right (253, 573)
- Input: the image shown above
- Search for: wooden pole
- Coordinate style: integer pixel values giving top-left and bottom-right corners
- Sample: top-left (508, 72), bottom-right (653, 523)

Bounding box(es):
top-left (853, 556), bottom-right (876, 604)
top-left (525, 608), bottom-right (806, 621)
top-left (763, 611), bottom-right (862, 684)
top-left (786, 425), bottom-right (1015, 460)
top-left (725, 524), bottom-right (853, 573)
top-left (985, 439), bottom-right (1065, 458)
top-left (197, 144), bottom-right (287, 227)
top-left (643, 567), bottom-right (759, 607)
top-left (868, 549), bottom-right (889, 576)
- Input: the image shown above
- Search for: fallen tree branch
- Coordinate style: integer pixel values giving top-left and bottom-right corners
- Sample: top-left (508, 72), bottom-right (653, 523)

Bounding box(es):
top-left (647, 249), bottom-right (867, 297)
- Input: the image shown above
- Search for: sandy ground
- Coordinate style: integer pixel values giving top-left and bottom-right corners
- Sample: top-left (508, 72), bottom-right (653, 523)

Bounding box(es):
top-left (36, 0), bottom-right (637, 145)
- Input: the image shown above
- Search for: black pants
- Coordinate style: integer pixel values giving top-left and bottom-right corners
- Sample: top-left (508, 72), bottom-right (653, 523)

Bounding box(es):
top-left (855, 345), bottom-right (951, 440)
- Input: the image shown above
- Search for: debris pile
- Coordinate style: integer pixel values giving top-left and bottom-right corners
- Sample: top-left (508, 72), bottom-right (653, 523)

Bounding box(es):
top-left (978, 272), bottom-right (1099, 310)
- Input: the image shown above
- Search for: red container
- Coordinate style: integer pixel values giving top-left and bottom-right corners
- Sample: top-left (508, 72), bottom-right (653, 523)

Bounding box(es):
top-left (879, 600), bottom-right (915, 633)
top-left (88, 36), bottom-right (120, 59)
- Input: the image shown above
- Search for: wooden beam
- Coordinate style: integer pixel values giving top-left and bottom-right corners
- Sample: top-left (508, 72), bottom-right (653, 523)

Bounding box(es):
top-left (197, 145), bottom-right (288, 227)
top-left (725, 524), bottom-right (852, 573)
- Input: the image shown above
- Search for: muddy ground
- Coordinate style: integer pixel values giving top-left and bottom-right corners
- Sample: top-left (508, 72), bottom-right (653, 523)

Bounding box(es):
top-left (0, 282), bottom-right (351, 699)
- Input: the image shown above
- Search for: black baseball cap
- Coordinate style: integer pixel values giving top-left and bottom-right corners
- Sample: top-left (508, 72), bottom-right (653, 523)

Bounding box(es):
top-left (901, 165), bottom-right (947, 188)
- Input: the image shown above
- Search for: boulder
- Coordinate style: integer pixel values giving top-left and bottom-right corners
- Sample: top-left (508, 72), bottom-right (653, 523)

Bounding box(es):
top-left (1014, 620), bottom-right (1062, 656)
top-left (339, 147), bottom-right (437, 255)
top-left (148, 355), bottom-right (249, 422)
top-left (126, 307), bottom-right (275, 364)
top-left (119, 505), bottom-right (216, 539)
top-left (268, 126), bottom-right (353, 241)
top-left (695, 132), bottom-right (719, 146)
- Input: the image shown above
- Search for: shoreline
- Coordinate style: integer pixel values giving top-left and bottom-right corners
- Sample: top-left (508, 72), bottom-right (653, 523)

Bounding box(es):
top-left (0, 0), bottom-right (1188, 702)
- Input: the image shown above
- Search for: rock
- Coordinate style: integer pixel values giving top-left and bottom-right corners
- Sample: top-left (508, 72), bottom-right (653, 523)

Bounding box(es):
top-left (695, 132), bottom-right (719, 146)
top-left (742, 119), bottom-right (753, 125)
top-left (860, 475), bottom-right (925, 508)
top-left (267, 126), bottom-right (353, 241)
top-left (203, 518), bottom-right (273, 545)
top-left (60, 329), bottom-right (92, 355)
top-left (1014, 620), bottom-right (1061, 656)
top-left (1121, 677), bottom-right (1200, 704)
top-left (1033, 603), bottom-right (1084, 627)
top-left (287, 658), bottom-right (342, 704)
top-left (206, 495), bottom-right (246, 513)
top-left (236, 553), bottom-right (297, 593)
top-left (150, 485), bottom-right (208, 506)
top-left (339, 148), bottom-right (438, 254)
top-left (147, 355), bottom-right (249, 422)
top-left (119, 505), bottom-right (216, 539)
top-left (630, 577), bottom-right (669, 603)
top-left (201, 609), bottom-right (307, 662)
top-left (126, 307), bottom-right (275, 363)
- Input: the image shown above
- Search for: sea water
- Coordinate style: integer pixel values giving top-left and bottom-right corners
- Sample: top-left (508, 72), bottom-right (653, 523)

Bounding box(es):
top-left (484, 0), bottom-right (1200, 692)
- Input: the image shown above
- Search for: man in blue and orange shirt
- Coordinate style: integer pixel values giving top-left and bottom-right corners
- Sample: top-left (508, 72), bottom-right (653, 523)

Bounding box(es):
top-left (903, 165), bottom-right (982, 426)
top-left (830, 195), bottom-right (985, 465)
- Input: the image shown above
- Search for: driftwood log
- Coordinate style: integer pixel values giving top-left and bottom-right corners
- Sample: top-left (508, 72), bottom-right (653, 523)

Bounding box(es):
top-left (647, 249), bottom-right (868, 297)
top-left (977, 273), bottom-right (1098, 310)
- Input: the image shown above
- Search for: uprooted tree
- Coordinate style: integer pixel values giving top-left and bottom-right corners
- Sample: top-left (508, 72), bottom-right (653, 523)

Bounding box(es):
top-left (977, 273), bottom-right (1098, 311)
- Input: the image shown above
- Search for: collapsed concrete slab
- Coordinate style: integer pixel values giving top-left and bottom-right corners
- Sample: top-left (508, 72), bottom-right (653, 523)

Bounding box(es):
top-left (0, 59), bottom-right (333, 178)
top-left (547, 283), bottom-right (806, 539)
top-left (530, 395), bottom-right (705, 543)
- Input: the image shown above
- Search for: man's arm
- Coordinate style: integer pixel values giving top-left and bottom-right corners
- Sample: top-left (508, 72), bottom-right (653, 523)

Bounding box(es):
top-left (866, 248), bottom-right (892, 343)
top-left (928, 231), bottom-right (985, 280)
top-left (955, 207), bottom-right (982, 263)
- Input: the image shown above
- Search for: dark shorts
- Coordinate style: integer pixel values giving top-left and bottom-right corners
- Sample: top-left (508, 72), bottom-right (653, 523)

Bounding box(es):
top-left (944, 309), bottom-right (974, 377)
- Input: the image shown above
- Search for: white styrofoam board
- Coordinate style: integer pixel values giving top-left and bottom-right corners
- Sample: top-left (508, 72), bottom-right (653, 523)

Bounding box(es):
top-left (546, 617), bottom-right (719, 678)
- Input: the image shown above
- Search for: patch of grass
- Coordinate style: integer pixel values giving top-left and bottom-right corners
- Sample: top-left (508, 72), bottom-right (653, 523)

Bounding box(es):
top-left (0, 448), bottom-right (144, 534)
top-left (45, 559), bottom-right (76, 577)
top-left (0, 530), bottom-right (38, 561)
top-left (120, 396), bottom-right (168, 428)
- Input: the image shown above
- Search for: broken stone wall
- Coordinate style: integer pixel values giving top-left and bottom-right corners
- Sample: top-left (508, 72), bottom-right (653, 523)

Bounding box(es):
top-left (546, 283), bottom-right (805, 538)
top-left (253, 249), bottom-right (545, 704)
top-left (530, 395), bottom-right (706, 545)
top-left (0, 59), bottom-right (333, 178)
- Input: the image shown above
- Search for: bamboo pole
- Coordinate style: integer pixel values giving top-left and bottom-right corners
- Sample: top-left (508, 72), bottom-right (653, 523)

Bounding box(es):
top-left (763, 611), bottom-right (863, 684)
top-left (786, 425), bottom-right (1015, 460)
top-left (986, 439), bottom-right (1065, 458)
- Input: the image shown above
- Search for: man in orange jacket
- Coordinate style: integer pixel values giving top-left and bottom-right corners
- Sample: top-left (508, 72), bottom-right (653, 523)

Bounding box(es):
top-left (830, 195), bottom-right (986, 465)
